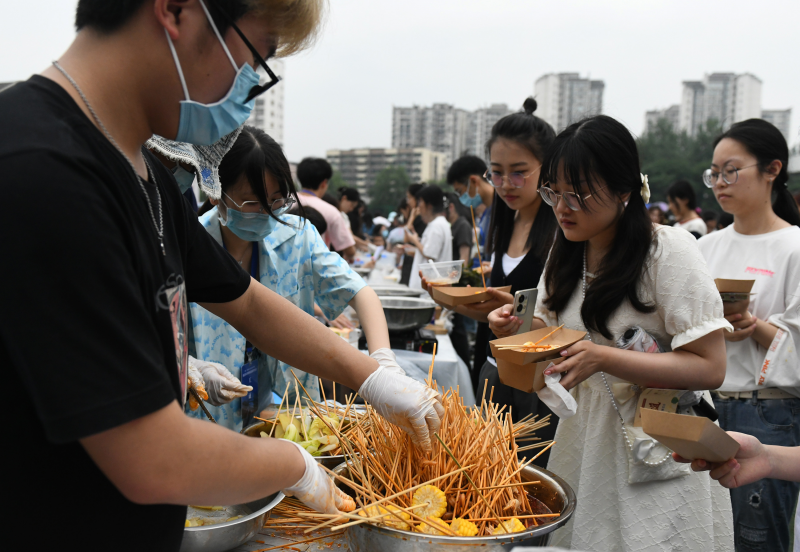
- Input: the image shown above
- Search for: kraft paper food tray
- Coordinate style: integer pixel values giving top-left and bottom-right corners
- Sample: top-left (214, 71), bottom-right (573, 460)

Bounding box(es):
top-left (490, 326), bottom-right (587, 365)
top-left (430, 285), bottom-right (511, 308)
top-left (714, 279), bottom-right (755, 294)
top-left (641, 409), bottom-right (740, 463)
top-left (496, 356), bottom-right (566, 394)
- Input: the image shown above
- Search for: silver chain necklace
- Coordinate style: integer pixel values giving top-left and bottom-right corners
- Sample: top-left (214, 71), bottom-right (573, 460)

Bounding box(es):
top-left (52, 61), bottom-right (166, 256)
top-left (582, 244), bottom-right (671, 467)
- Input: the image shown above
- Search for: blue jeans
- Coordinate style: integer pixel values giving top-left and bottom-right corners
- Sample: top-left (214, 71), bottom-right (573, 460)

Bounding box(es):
top-left (713, 395), bottom-right (800, 552)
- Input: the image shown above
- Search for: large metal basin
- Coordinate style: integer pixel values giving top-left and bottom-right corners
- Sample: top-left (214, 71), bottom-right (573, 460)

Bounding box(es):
top-left (369, 285), bottom-right (425, 298)
top-left (333, 463), bottom-right (575, 551)
top-left (380, 297), bottom-right (436, 332)
top-left (180, 492), bottom-right (283, 552)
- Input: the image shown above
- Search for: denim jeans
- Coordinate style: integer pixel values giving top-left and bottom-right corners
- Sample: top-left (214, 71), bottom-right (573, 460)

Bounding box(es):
top-left (713, 395), bottom-right (800, 552)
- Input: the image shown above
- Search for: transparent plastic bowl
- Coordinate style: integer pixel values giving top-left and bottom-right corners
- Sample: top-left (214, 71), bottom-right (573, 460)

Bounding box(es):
top-left (419, 260), bottom-right (463, 285)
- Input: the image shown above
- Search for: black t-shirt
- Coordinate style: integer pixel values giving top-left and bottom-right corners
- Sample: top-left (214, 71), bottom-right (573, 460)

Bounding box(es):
top-left (0, 77), bottom-right (251, 550)
top-left (450, 216), bottom-right (473, 261)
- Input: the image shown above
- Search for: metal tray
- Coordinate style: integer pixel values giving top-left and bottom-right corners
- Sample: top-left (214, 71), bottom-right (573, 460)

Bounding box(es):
top-left (333, 463), bottom-right (575, 551)
top-left (243, 420), bottom-right (348, 470)
top-left (180, 492), bottom-right (283, 552)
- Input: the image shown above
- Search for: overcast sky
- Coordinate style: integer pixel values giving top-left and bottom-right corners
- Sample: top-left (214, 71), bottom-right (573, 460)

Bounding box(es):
top-left (2, 0), bottom-right (798, 162)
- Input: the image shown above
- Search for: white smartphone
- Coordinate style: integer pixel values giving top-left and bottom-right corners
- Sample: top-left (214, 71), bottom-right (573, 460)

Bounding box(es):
top-left (513, 288), bottom-right (538, 335)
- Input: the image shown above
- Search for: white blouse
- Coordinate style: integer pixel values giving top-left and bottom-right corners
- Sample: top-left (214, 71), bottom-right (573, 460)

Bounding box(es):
top-left (534, 225), bottom-right (731, 351)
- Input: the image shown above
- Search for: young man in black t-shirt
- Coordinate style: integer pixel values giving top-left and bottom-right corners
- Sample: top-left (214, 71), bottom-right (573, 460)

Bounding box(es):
top-left (0, 1), bottom-right (442, 549)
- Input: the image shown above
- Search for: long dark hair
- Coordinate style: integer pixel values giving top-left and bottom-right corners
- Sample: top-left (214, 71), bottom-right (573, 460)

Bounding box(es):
top-left (713, 119), bottom-right (800, 226)
top-left (485, 97), bottom-right (558, 262)
top-left (199, 126), bottom-right (301, 223)
top-left (543, 115), bottom-right (655, 340)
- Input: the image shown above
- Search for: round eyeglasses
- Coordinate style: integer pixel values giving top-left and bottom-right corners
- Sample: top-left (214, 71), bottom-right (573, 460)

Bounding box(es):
top-left (539, 184), bottom-right (607, 211)
top-left (223, 191), bottom-right (295, 215)
top-left (483, 167), bottom-right (541, 189)
top-left (702, 164), bottom-right (759, 188)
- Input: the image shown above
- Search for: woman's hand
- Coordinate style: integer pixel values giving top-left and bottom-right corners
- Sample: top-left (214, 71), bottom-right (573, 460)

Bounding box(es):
top-left (724, 310), bottom-right (757, 342)
top-left (672, 432), bottom-right (771, 489)
top-left (460, 287), bottom-right (514, 315)
top-left (488, 304), bottom-right (522, 338)
top-left (328, 313), bottom-right (355, 330)
top-left (544, 341), bottom-right (610, 390)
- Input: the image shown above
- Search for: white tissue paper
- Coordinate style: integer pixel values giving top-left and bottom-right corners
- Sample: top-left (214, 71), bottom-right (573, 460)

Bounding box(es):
top-left (536, 367), bottom-right (578, 418)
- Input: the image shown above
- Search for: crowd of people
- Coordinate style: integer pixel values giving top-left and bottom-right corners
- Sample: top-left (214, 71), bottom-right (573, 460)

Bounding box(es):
top-left (3, 1), bottom-right (799, 551)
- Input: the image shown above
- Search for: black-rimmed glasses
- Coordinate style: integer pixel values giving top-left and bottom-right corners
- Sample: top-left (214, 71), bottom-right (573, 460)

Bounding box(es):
top-left (206, 0), bottom-right (281, 102)
top-left (702, 164), bottom-right (759, 188)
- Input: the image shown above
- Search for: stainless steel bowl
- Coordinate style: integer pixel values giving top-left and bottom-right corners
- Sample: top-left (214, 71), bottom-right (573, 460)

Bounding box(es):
top-left (333, 463), bottom-right (575, 551)
top-left (180, 492), bottom-right (283, 552)
top-left (243, 420), bottom-right (348, 470)
top-left (369, 285), bottom-right (425, 298)
top-left (380, 297), bottom-right (436, 332)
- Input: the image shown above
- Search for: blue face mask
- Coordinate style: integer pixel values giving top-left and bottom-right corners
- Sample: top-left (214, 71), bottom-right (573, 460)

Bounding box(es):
top-left (165, 0), bottom-right (260, 146)
top-left (218, 203), bottom-right (279, 242)
top-left (171, 165), bottom-right (196, 194)
top-left (459, 187), bottom-right (483, 209)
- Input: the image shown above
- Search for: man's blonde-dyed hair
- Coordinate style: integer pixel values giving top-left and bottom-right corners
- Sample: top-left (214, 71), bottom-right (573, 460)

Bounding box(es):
top-left (247, 0), bottom-right (326, 57)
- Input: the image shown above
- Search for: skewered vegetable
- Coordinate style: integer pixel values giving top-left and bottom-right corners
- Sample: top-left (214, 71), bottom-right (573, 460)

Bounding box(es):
top-left (492, 517), bottom-right (526, 535)
top-left (450, 517), bottom-right (479, 537)
top-left (414, 516), bottom-right (449, 535)
top-left (412, 485), bottom-right (447, 519)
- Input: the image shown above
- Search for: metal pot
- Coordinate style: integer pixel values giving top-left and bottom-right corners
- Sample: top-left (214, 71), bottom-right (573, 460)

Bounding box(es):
top-left (243, 420), bottom-right (348, 470)
top-left (333, 463), bottom-right (575, 551)
top-left (380, 297), bottom-right (436, 332)
top-left (180, 492), bottom-right (283, 552)
top-left (369, 285), bottom-right (425, 298)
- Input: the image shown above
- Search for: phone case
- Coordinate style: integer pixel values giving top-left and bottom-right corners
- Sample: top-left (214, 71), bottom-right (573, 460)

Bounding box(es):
top-left (513, 288), bottom-right (538, 335)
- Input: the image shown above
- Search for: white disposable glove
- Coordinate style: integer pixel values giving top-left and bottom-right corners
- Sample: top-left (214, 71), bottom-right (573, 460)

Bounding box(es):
top-left (358, 366), bottom-right (445, 452)
top-left (369, 348), bottom-right (405, 375)
top-left (283, 441), bottom-right (356, 514)
top-left (188, 356), bottom-right (252, 407)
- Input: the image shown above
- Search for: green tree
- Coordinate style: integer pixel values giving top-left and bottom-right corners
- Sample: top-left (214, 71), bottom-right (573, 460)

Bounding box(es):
top-left (637, 118), bottom-right (721, 211)
top-left (368, 166), bottom-right (411, 215)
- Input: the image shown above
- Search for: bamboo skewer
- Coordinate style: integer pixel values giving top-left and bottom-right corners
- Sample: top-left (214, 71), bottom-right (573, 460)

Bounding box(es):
top-left (533, 324), bottom-right (564, 345)
top-left (266, 358), bottom-right (555, 538)
top-left (469, 205), bottom-right (487, 289)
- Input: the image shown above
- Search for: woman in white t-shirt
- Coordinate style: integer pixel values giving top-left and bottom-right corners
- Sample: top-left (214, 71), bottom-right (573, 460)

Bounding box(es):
top-left (489, 115), bottom-right (733, 551)
top-left (405, 185), bottom-right (453, 289)
top-left (667, 179), bottom-right (707, 237)
top-left (697, 118), bottom-right (800, 552)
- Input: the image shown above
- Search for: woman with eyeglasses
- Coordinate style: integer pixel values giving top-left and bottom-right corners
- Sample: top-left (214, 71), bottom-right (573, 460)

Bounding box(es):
top-left (190, 126), bottom-right (396, 431)
top-left (421, 98), bottom-right (560, 466)
top-left (488, 115), bottom-right (734, 550)
top-left (696, 119), bottom-right (800, 552)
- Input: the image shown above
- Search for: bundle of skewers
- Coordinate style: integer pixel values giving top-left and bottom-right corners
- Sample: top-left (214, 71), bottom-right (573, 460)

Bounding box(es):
top-left (494, 325), bottom-right (564, 353)
top-left (269, 348), bottom-right (558, 538)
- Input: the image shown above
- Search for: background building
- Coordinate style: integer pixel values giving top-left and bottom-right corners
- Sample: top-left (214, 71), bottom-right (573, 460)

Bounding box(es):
top-left (392, 104), bottom-right (469, 167)
top-left (466, 103), bottom-right (513, 157)
top-left (645, 105), bottom-right (680, 134)
top-left (761, 109), bottom-right (792, 143)
top-left (679, 72), bottom-right (762, 136)
top-left (534, 73), bottom-right (604, 131)
top-left (246, 59), bottom-right (285, 146)
top-left (327, 147), bottom-right (446, 197)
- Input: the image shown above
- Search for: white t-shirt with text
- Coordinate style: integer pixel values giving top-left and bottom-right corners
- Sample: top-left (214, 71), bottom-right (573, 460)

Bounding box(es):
top-left (698, 225), bottom-right (800, 397)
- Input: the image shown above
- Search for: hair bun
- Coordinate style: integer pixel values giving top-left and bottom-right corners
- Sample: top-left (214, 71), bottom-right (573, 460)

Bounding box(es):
top-left (523, 97), bottom-right (538, 115)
